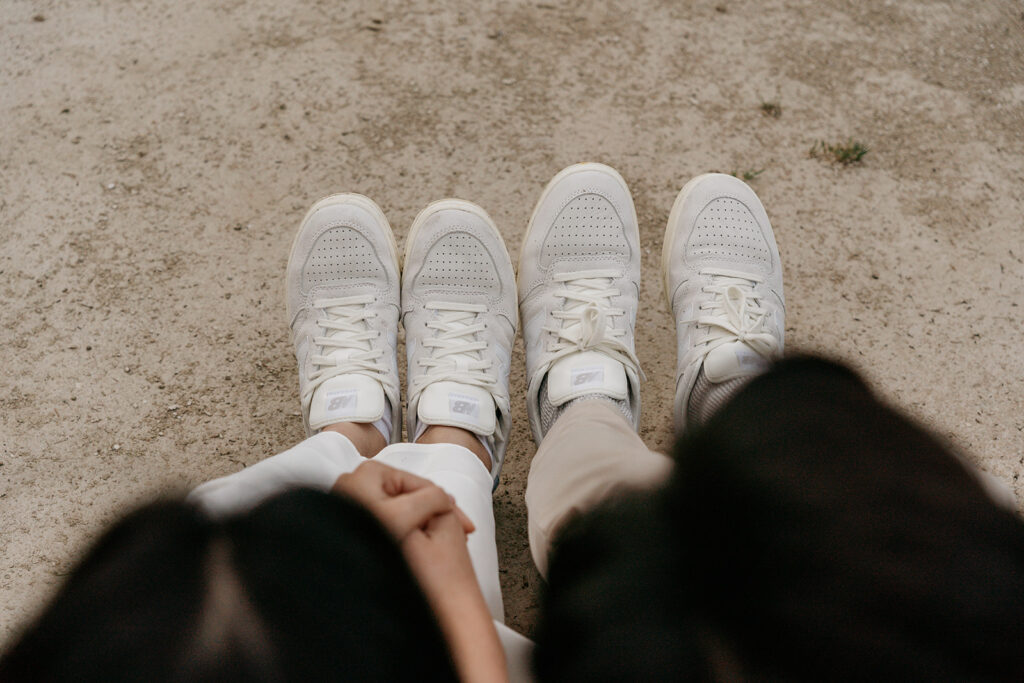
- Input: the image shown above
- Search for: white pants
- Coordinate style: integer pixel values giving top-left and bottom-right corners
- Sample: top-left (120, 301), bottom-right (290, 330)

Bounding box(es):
top-left (188, 431), bottom-right (534, 681)
top-left (190, 400), bottom-right (1018, 682)
top-left (188, 402), bottom-right (677, 683)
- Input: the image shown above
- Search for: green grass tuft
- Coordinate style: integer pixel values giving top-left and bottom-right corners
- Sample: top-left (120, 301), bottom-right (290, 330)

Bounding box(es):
top-left (731, 168), bottom-right (765, 181)
top-left (809, 139), bottom-right (869, 165)
top-left (760, 101), bottom-right (782, 118)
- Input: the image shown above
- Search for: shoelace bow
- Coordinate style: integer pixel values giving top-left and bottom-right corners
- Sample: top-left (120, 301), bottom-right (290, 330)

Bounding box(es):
top-left (412, 301), bottom-right (496, 393)
top-left (302, 295), bottom-right (396, 406)
top-left (682, 268), bottom-right (779, 358)
top-left (542, 269), bottom-right (644, 378)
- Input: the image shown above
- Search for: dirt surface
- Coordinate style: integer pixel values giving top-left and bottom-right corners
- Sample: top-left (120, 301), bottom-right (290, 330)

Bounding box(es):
top-left (3, 0), bottom-right (1023, 644)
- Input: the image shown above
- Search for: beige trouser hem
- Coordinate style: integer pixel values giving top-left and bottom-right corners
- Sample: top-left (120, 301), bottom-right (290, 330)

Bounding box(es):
top-left (525, 400), bottom-right (673, 577)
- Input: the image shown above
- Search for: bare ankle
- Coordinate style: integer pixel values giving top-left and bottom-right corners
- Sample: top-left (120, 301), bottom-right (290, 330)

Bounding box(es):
top-left (415, 425), bottom-right (491, 471)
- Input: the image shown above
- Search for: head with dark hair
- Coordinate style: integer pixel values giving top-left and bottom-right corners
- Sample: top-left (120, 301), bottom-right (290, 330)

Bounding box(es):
top-left (0, 489), bottom-right (457, 682)
top-left (536, 357), bottom-right (1024, 681)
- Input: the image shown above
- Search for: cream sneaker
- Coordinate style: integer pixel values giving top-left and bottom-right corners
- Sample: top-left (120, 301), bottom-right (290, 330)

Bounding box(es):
top-left (285, 194), bottom-right (402, 441)
top-left (518, 163), bottom-right (643, 444)
top-left (662, 173), bottom-right (785, 429)
top-left (402, 200), bottom-right (517, 487)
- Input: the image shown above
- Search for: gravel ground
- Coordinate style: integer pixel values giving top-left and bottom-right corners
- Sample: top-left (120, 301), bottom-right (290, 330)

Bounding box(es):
top-left (3, 0), bottom-right (1023, 643)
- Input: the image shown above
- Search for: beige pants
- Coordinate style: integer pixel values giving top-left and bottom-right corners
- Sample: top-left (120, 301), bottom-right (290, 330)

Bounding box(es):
top-left (525, 400), bottom-right (674, 577)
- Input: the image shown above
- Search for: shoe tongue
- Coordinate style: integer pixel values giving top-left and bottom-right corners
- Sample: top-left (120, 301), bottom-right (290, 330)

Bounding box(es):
top-left (703, 342), bottom-right (770, 383)
top-left (545, 350), bottom-right (628, 407)
top-left (417, 381), bottom-right (496, 437)
top-left (308, 374), bottom-right (386, 431)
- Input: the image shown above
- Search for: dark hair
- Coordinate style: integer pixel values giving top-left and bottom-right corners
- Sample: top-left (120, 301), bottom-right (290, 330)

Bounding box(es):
top-left (0, 489), bottom-right (458, 682)
top-left (536, 357), bottom-right (1024, 681)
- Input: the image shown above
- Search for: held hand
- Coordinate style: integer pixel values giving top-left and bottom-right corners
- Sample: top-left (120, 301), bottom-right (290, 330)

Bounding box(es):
top-left (402, 511), bottom-right (509, 683)
top-left (401, 509), bottom-right (480, 601)
top-left (331, 461), bottom-right (474, 540)
top-left (335, 463), bottom-right (505, 681)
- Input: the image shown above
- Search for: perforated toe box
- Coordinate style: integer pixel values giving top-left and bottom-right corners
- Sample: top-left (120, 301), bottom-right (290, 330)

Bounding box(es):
top-left (415, 231), bottom-right (501, 297)
top-left (540, 193), bottom-right (630, 268)
top-left (685, 197), bottom-right (773, 272)
top-left (302, 226), bottom-right (388, 291)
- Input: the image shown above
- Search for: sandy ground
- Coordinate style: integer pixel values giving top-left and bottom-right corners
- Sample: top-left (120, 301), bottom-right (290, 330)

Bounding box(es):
top-left (2, 0), bottom-right (1023, 644)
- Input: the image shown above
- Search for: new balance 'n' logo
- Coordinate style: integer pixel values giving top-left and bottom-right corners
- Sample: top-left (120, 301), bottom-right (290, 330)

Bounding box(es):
top-left (451, 400), bottom-right (475, 414)
top-left (325, 389), bottom-right (358, 416)
top-left (449, 393), bottom-right (480, 421)
top-left (736, 350), bottom-right (765, 369)
top-left (571, 366), bottom-right (605, 389)
top-left (328, 395), bottom-right (355, 411)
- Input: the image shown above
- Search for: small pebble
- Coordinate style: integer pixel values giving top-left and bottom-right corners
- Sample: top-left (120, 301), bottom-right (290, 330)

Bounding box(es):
top-left (168, 405), bottom-right (179, 411)
top-left (106, 183), bottom-right (116, 190)
top-left (112, 444), bottom-right (120, 451)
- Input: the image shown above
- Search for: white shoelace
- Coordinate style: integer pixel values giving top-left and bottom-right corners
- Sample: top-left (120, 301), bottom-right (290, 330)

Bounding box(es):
top-left (412, 301), bottom-right (496, 393)
top-left (542, 269), bottom-right (644, 377)
top-left (681, 267), bottom-right (779, 359)
top-left (302, 295), bottom-right (396, 406)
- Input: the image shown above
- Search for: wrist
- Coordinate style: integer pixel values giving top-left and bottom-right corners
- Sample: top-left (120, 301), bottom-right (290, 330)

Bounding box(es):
top-left (430, 585), bottom-right (507, 682)
top-left (432, 585), bottom-right (491, 633)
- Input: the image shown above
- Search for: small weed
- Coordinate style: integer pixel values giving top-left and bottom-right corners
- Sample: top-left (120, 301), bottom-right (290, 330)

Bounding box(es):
top-left (760, 100), bottom-right (782, 118)
top-left (809, 139), bottom-right (868, 165)
top-left (731, 168), bottom-right (765, 181)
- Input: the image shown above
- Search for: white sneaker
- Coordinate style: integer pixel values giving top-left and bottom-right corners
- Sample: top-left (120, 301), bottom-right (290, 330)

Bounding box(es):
top-left (286, 194), bottom-right (402, 441)
top-left (518, 163), bottom-right (643, 444)
top-left (662, 173), bottom-right (785, 429)
top-left (402, 200), bottom-right (517, 487)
